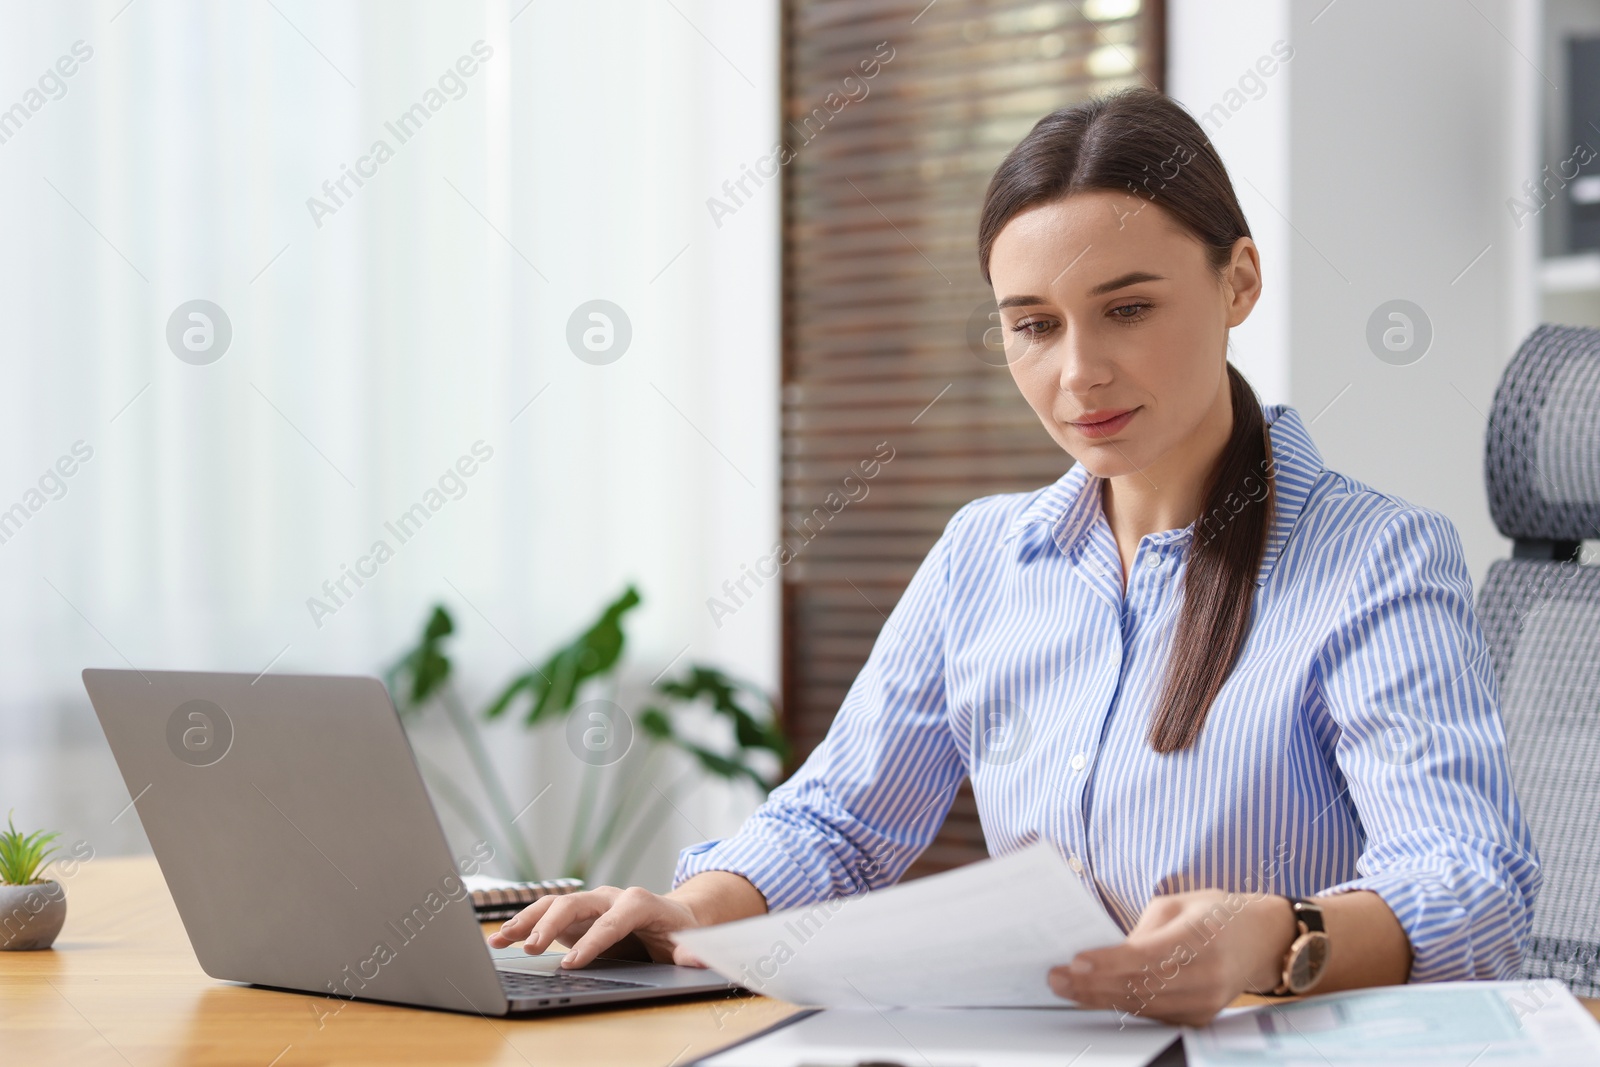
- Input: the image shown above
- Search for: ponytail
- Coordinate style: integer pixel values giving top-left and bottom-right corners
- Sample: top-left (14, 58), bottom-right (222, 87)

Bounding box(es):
top-left (1145, 363), bottom-right (1273, 752)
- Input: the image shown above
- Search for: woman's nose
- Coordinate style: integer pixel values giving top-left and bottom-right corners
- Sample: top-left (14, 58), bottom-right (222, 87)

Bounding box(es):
top-left (1057, 331), bottom-right (1110, 397)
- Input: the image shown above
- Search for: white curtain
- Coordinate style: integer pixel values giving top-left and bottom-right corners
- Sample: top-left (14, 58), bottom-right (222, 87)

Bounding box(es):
top-left (0, 0), bottom-right (780, 888)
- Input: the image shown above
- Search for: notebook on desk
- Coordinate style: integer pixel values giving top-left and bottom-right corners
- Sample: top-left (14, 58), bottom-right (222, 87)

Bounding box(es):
top-left (464, 875), bottom-right (585, 921)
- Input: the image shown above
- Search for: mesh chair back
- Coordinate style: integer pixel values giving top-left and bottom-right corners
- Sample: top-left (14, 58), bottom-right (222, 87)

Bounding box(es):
top-left (1480, 323), bottom-right (1600, 995)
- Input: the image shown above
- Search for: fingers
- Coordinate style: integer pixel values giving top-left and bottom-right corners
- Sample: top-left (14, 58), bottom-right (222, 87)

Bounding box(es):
top-left (485, 896), bottom-right (554, 947)
top-left (1048, 962), bottom-right (1219, 1025)
top-left (1045, 891), bottom-right (1265, 1026)
top-left (1047, 941), bottom-right (1229, 1026)
top-left (671, 943), bottom-right (708, 968)
top-left (526, 891), bottom-right (619, 955)
top-left (1047, 944), bottom-right (1153, 1007)
top-left (486, 890), bottom-right (614, 952)
top-left (558, 887), bottom-right (659, 968)
top-left (1065, 942), bottom-right (1145, 976)
top-left (485, 886), bottom-right (708, 970)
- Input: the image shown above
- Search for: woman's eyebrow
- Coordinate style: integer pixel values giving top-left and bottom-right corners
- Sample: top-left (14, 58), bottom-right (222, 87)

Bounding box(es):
top-left (996, 270), bottom-right (1167, 310)
top-left (1087, 270), bottom-right (1165, 296)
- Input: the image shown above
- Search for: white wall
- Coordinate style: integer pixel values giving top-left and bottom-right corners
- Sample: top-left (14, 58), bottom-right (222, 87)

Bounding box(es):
top-left (1285, 0), bottom-right (1522, 589)
top-left (1171, 0), bottom-right (1524, 589)
top-left (1167, 0), bottom-right (1292, 407)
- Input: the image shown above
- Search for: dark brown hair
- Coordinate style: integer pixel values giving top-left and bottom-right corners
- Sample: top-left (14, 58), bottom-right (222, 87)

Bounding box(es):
top-left (977, 86), bottom-right (1274, 753)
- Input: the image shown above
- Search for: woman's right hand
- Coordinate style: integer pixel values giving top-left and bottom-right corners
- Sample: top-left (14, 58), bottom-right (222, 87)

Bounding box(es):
top-left (486, 885), bottom-right (709, 969)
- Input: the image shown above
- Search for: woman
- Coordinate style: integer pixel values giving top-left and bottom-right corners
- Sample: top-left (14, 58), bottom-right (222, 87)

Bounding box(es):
top-left (489, 87), bottom-right (1540, 1025)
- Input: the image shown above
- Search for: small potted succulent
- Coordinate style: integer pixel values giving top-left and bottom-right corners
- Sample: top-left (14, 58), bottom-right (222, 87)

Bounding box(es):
top-left (0, 812), bottom-right (65, 950)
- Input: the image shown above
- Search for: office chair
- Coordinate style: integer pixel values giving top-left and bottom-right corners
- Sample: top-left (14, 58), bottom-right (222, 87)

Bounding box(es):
top-left (1480, 322), bottom-right (1600, 996)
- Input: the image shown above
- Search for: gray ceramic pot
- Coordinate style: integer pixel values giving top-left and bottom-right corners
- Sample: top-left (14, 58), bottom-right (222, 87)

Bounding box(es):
top-left (0, 880), bottom-right (66, 950)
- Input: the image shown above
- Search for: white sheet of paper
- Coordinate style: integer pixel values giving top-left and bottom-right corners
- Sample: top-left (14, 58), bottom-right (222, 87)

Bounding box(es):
top-left (1183, 979), bottom-right (1600, 1067)
top-left (671, 841), bottom-right (1125, 1008)
top-left (697, 1007), bottom-right (1179, 1067)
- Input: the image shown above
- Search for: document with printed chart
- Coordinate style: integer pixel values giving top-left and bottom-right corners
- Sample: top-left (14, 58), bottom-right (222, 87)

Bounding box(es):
top-left (1184, 980), bottom-right (1600, 1067)
top-left (670, 841), bottom-right (1125, 1009)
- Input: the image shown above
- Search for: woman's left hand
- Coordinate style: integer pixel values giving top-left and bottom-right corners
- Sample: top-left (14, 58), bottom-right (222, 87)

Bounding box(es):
top-left (1046, 889), bottom-right (1295, 1026)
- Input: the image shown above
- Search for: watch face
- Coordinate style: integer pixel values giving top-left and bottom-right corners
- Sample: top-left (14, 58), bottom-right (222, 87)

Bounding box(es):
top-left (1289, 932), bottom-right (1332, 993)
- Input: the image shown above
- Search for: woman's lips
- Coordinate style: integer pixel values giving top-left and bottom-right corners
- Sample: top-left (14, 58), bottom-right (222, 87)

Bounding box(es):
top-left (1068, 407), bottom-right (1137, 439)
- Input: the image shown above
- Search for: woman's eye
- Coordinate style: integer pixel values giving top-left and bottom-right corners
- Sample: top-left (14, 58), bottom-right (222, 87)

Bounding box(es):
top-left (1010, 319), bottom-right (1055, 337)
top-left (1109, 302), bottom-right (1150, 322)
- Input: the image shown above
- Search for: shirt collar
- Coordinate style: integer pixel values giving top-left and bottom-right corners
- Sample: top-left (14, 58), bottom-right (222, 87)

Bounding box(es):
top-left (1000, 402), bottom-right (1324, 587)
top-left (999, 458), bottom-right (1097, 556)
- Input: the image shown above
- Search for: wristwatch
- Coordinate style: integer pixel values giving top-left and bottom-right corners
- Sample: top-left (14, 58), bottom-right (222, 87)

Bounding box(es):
top-left (1270, 896), bottom-right (1331, 996)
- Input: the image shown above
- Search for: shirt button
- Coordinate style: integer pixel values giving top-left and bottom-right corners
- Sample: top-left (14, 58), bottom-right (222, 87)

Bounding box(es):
top-left (1070, 753), bottom-right (1087, 772)
top-left (1067, 855), bottom-right (1084, 874)
top-left (1142, 552), bottom-right (1162, 569)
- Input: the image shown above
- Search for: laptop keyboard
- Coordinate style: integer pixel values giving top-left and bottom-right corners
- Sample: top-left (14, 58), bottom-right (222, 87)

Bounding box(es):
top-left (497, 968), bottom-right (651, 998)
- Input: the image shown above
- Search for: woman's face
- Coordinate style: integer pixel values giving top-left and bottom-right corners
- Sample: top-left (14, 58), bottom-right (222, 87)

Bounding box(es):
top-left (987, 190), bottom-right (1259, 479)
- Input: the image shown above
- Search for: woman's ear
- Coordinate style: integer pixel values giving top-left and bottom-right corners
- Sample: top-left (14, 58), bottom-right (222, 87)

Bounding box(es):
top-left (1222, 236), bottom-right (1263, 327)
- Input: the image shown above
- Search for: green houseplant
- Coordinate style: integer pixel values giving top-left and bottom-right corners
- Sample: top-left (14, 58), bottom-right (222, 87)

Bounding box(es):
top-left (386, 585), bottom-right (787, 886)
top-left (0, 813), bottom-right (65, 950)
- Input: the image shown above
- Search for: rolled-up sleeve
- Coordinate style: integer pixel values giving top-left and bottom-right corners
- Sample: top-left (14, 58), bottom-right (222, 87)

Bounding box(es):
top-left (672, 504), bottom-right (974, 912)
top-left (1311, 505), bottom-right (1541, 982)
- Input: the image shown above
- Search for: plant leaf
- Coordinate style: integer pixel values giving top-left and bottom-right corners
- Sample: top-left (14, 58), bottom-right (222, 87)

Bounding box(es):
top-left (0, 811), bottom-right (61, 885)
top-left (678, 741), bottom-right (770, 790)
top-left (386, 605), bottom-right (455, 713)
top-left (648, 665), bottom-right (787, 791)
top-left (638, 706), bottom-right (673, 740)
top-left (658, 665), bottom-right (788, 761)
top-left (483, 585), bottom-right (643, 726)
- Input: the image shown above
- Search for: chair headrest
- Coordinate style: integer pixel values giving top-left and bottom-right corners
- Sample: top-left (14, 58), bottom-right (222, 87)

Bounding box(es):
top-left (1486, 323), bottom-right (1600, 544)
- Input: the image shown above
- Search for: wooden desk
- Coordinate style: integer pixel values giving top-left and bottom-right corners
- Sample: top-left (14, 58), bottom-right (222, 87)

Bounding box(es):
top-left (0, 857), bottom-right (800, 1066)
top-left (4, 857), bottom-right (1597, 1065)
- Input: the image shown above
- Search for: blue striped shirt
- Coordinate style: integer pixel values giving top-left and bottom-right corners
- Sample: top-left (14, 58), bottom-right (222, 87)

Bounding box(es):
top-left (674, 401), bottom-right (1541, 983)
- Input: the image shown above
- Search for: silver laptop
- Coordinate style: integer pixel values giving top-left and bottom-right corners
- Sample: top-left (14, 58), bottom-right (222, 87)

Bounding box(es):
top-left (81, 668), bottom-right (739, 1014)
